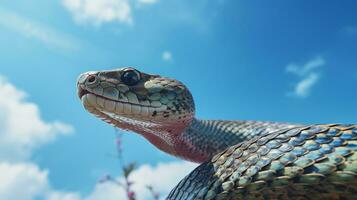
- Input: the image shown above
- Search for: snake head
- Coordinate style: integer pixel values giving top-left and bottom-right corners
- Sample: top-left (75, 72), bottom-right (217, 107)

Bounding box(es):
top-left (77, 67), bottom-right (195, 133)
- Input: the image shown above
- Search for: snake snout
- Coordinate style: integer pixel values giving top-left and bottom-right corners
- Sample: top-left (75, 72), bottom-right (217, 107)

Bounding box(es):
top-left (77, 72), bottom-right (99, 99)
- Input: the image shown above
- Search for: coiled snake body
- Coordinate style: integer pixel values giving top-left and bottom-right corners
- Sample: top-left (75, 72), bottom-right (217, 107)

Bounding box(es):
top-left (77, 67), bottom-right (357, 200)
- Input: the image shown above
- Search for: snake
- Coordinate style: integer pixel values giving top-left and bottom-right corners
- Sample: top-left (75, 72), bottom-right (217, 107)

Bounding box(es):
top-left (77, 67), bottom-right (357, 200)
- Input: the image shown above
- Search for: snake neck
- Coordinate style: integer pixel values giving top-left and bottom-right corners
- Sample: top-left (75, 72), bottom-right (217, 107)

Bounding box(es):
top-left (176, 119), bottom-right (268, 162)
top-left (139, 118), bottom-right (295, 163)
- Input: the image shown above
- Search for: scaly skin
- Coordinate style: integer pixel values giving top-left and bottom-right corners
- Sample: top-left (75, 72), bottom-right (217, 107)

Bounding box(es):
top-left (168, 124), bottom-right (357, 200)
top-left (77, 67), bottom-right (357, 199)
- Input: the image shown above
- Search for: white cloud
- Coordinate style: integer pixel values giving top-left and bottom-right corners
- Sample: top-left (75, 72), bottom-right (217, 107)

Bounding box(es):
top-left (0, 162), bottom-right (82, 200)
top-left (128, 161), bottom-right (197, 199)
top-left (286, 57), bottom-right (325, 98)
top-left (162, 51), bottom-right (173, 62)
top-left (63, 0), bottom-right (133, 26)
top-left (46, 191), bottom-right (81, 200)
top-left (0, 76), bottom-right (80, 200)
top-left (0, 77), bottom-right (73, 161)
top-left (137, 0), bottom-right (159, 4)
top-left (0, 162), bottom-right (48, 200)
top-left (0, 9), bottom-right (79, 51)
top-left (86, 161), bottom-right (197, 200)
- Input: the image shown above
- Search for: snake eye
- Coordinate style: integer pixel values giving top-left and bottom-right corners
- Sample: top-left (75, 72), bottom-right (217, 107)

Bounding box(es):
top-left (121, 70), bottom-right (141, 86)
top-left (87, 75), bottom-right (96, 83)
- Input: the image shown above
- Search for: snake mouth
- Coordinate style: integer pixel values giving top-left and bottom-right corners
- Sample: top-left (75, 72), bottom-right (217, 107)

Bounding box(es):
top-left (77, 85), bottom-right (138, 107)
top-left (78, 84), bottom-right (158, 113)
top-left (78, 86), bottom-right (90, 99)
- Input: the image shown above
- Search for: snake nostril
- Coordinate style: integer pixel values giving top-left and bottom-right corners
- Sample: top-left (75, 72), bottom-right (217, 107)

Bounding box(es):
top-left (87, 75), bottom-right (96, 84)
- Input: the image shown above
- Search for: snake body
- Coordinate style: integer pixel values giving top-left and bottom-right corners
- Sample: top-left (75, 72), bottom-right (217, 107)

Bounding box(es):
top-left (77, 67), bottom-right (357, 199)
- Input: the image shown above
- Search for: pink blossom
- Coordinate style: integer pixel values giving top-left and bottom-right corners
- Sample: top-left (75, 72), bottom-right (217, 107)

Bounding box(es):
top-left (127, 191), bottom-right (136, 200)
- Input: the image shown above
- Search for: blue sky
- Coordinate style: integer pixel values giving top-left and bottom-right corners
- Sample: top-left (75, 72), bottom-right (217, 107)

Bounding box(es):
top-left (0, 1), bottom-right (356, 200)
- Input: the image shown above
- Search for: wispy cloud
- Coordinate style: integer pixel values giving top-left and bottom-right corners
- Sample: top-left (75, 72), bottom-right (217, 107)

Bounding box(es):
top-left (286, 57), bottom-right (325, 76)
top-left (0, 9), bottom-right (80, 51)
top-left (341, 26), bottom-right (357, 36)
top-left (286, 57), bottom-right (325, 98)
top-left (63, 0), bottom-right (133, 26)
top-left (162, 51), bottom-right (173, 62)
top-left (293, 73), bottom-right (320, 98)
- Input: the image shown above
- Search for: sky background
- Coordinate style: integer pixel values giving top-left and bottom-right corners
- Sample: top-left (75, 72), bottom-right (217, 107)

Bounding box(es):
top-left (0, 1), bottom-right (356, 200)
